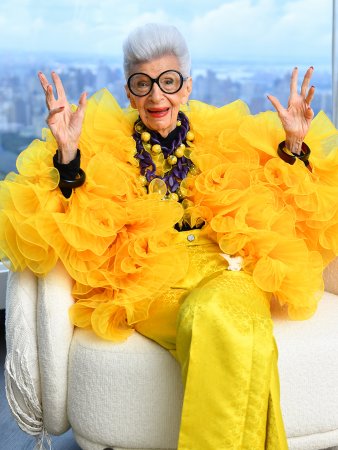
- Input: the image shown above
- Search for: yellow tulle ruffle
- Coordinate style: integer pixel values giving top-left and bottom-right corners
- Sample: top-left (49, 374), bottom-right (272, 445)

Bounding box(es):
top-left (1, 89), bottom-right (338, 340)
top-left (185, 105), bottom-right (338, 319)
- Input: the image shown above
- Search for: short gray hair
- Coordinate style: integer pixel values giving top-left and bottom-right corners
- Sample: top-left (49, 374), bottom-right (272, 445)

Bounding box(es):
top-left (123, 23), bottom-right (191, 79)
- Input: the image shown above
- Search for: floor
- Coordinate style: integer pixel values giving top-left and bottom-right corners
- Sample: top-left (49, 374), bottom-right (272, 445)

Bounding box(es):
top-left (0, 309), bottom-right (81, 450)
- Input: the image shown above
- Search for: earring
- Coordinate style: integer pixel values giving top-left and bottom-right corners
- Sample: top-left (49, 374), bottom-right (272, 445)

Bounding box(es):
top-left (180, 101), bottom-right (190, 114)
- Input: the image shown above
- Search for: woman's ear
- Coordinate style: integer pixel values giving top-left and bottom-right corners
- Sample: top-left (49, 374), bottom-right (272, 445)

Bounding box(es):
top-left (125, 85), bottom-right (137, 108)
top-left (181, 77), bottom-right (193, 105)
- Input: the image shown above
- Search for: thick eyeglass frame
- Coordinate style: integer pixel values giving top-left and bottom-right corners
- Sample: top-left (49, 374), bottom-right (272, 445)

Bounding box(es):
top-left (127, 69), bottom-right (187, 97)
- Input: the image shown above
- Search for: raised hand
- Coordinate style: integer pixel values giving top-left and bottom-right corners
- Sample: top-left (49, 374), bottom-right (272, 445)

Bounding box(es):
top-left (267, 67), bottom-right (315, 155)
top-left (38, 71), bottom-right (87, 164)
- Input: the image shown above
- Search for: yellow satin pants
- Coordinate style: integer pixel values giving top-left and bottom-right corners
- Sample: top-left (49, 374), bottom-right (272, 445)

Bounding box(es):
top-left (135, 230), bottom-right (288, 450)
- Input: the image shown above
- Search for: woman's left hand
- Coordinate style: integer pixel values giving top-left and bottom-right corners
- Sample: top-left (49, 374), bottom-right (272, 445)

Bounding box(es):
top-left (267, 66), bottom-right (315, 155)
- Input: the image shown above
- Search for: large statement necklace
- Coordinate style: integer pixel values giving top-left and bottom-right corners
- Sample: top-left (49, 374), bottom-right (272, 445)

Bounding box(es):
top-left (132, 111), bottom-right (196, 201)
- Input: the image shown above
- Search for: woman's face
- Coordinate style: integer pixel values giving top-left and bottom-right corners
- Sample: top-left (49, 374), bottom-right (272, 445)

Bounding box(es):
top-left (125, 54), bottom-right (192, 137)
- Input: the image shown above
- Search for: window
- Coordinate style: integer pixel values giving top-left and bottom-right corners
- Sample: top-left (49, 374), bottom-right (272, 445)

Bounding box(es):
top-left (333, 0), bottom-right (338, 126)
top-left (0, 0), bottom-right (334, 178)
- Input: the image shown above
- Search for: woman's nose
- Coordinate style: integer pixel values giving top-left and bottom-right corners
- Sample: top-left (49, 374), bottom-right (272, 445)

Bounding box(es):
top-left (149, 82), bottom-right (163, 101)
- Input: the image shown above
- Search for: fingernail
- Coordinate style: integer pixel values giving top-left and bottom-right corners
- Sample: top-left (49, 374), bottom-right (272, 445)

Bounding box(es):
top-left (310, 66), bottom-right (314, 69)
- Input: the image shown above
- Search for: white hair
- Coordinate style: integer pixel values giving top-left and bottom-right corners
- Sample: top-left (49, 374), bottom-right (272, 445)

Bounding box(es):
top-left (123, 23), bottom-right (191, 79)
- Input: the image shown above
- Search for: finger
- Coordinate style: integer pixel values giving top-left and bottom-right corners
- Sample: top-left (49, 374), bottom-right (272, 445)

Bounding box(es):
top-left (74, 92), bottom-right (87, 122)
top-left (38, 71), bottom-right (50, 93)
top-left (79, 91), bottom-right (87, 107)
top-left (51, 71), bottom-right (66, 100)
top-left (46, 85), bottom-right (56, 109)
top-left (77, 92), bottom-right (87, 115)
top-left (46, 106), bottom-right (65, 124)
top-left (267, 94), bottom-right (284, 114)
top-left (305, 85), bottom-right (315, 105)
top-left (301, 66), bottom-right (314, 97)
top-left (305, 106), bottom-right (314, 121)
top-left (290, 67), bottom-right (298, 97)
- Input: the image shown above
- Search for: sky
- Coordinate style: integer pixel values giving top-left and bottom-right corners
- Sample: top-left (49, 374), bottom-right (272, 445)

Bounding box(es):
top-left (0, 0), bottom-right (333, 65)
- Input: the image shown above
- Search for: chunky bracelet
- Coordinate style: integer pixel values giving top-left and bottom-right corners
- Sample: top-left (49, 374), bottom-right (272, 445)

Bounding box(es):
top-left (58, 168), bottom-right (86, 189)
top-left (277, 141), bottom-right (311, 167)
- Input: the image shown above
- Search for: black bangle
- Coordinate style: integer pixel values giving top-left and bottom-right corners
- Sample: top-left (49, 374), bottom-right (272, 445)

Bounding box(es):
top-left (59, 168), bottom-right (86, 189)
top-left (277, 141), bottom-right (311, 167)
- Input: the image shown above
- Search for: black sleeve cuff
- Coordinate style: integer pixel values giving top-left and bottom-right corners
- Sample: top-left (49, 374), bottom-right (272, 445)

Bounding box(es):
top-left (277, 141), bottom-right (311, 167)
top-left (53, 150), bottom-right (81, 198)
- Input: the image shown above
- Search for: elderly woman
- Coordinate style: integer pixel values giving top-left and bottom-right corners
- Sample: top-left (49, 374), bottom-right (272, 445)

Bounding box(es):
top-left (1, 23), bottom-right (338, 449)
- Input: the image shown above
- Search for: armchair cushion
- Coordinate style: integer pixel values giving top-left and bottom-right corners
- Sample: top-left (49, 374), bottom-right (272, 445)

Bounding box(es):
top-left (68, 329), bottom-right (183, 450)
top-left (67, 292), bottom-right (338, 450)
top-left (274, 290), bottom-right (338, 449)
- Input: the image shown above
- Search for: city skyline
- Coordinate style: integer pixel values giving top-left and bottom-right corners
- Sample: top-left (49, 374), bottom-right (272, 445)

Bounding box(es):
top-left (0, 0), bottom-right (333, 65)
top-left (0, 59), bottom-right (333, 179)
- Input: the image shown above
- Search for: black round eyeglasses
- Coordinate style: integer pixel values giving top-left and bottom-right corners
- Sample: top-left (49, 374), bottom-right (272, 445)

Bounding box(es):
top-left (127, 70), bottom-right (187, 97)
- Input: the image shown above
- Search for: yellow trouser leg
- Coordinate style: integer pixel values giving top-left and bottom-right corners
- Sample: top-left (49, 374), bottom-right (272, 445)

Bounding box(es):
top-left (175, 270), bottom-right (288, 450)
top-left (135, 240), bottom-right (288, 450)
top-left (265, 340), bottom-right (289, 450)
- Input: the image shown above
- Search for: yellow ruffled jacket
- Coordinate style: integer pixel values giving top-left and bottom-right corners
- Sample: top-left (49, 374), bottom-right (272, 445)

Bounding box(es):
top-left (1, 89), bottom-right (338, 340)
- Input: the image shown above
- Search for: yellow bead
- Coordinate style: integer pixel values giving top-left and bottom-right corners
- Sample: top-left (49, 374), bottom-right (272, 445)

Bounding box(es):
top-left (175, 147), bottom-right (184, 158)
top-left (143, 143), bottom-right (151, 152)
top-left (182, 198), bottom-right (194, 209)
top-left (163, 160), bottom-right (172, 172)
top-left (169, 192), bottom-right (179, 201)
top-left (138, 175), bottom-right (147, 186)
top-left (148, 178), bottom-right (167, 197)
top-left (176, 120), bottom-right (182, 126)
top-left (186, 131), bottom-right (195, 141)
top-left (189, 164), bottom-right (200, 175)
top-left (151, 144), bottom-right (162, 154)
top-left (176, 188), bottom-right (183, 199)
top-left (167, 155), bottom-right (177, 165)
top-left (135, 123), bottom-right (144, 133)
top-left (141, 131), bottom-right (151, 142)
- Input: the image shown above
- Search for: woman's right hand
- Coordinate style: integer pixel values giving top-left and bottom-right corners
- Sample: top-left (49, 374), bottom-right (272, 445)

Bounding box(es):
top-left (38, 71), bottom-right (87, 164)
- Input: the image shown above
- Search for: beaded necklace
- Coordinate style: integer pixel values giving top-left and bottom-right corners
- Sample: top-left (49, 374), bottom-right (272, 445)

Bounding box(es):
top-left (132, 111), bottom-right (196, 201)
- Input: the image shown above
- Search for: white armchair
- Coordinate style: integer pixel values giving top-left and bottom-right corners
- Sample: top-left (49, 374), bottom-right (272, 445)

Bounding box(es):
top-left (5, 260), bottom-right (338, 450)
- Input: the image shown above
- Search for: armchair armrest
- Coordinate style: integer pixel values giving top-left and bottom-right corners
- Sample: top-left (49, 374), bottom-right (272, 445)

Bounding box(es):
top-left (5, 261), bottom-right (75, 440)
top-left (5, 269), bottom-right (42, 435)
top-left (37, 260), bottom-right (75, 435)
